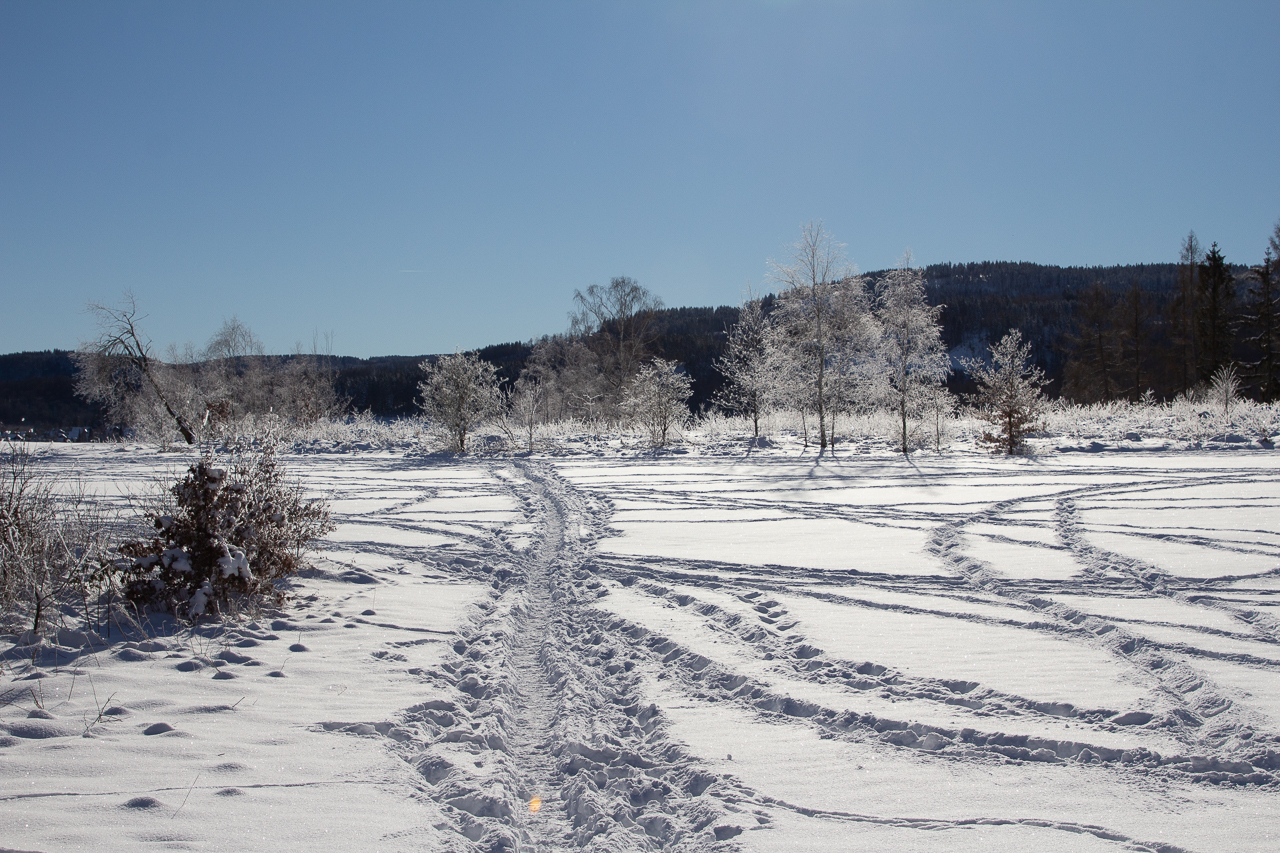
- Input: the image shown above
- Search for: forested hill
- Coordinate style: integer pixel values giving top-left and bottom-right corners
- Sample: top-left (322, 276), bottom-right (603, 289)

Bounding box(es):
top-left (916, 261), bottom-right (1187, 358)
top-left (0, 350), bottom-right (104, 430)
top-left (2, 258), bottom-right (1265, 430)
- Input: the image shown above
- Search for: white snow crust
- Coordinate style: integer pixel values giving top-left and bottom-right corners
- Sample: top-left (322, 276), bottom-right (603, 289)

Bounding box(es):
top-left (3, 437), bottom-right (1280, 852)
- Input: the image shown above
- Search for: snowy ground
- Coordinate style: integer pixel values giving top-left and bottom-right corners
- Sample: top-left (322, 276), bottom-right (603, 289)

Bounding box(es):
top-left (3, 439), bottom-right (1280, 852)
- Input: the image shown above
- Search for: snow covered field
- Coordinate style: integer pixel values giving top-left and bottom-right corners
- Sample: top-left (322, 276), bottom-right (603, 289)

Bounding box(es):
top-left (4, 440), bottom-right (1280, 852)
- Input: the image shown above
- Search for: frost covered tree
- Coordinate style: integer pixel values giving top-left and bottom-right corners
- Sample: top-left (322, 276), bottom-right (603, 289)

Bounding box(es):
top-left (715, 296), bottom-right (774, 437)
top-left (76, 302), bottom-right (344, 444)
top-left (965, 330), bottom-right (1049, 455)
top-left (874, 261), bottom-right (949, 453)
top-left (570, 276), bottom-right (663, 415)
top-left (74, 294), bottom-right (197, 445)
top-left (505, 374), bottom-right (547, 452)
top-left (517, 335), bottom-right (608, 421)
top-left (418, 352), bottom-right (502, 452)
top-left (201, 321), bottom-right (344, 429)
top-left (1208, 363), bottom-right (1240, 418)
top-left (622, 359), bottom-right (692, 447)
top-left (768, 222), bottom-right (875, 450)
top-left (919, 383), bottom-right (957, 452)
top-left (199, 316), bottom-right (266, 427)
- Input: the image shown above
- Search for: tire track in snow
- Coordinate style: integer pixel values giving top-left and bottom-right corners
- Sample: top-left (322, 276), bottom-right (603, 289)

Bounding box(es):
top-left (1056, 496), bottom-right (1280, 646)
top-left (928, 475), bottom-right (1280, 766)
top-left (576, 551), bottom-right (1227, 852)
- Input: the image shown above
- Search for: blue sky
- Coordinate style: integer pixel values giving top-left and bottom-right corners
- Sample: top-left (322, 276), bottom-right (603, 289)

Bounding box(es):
top-left (3, 1), bottom-right (1278, 358)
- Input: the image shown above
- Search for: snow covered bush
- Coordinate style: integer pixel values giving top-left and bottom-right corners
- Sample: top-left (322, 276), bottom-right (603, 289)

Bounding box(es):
top-left (110, 442), bottom-right (334, 619)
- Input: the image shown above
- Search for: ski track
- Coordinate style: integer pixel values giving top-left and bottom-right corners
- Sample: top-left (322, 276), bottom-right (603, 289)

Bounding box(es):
top-left (373, 457), bottom-right (1279, 852)
top-left (542, 457), bottom-right (1280, 851)
top-left (318, 459), bottom-right (742, 852)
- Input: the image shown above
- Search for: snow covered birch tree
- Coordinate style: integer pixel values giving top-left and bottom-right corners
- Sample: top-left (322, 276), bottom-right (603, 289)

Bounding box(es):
top-left (418, 352), bottom-right (502, 452)
top-left (623, 359), bottom-right (692, 447)
top-left (767, 222), bottom-right (867, 451)
top-left (875, 263), bottom-right (949, 453)
top-left (965, 330), bottom-right (1049, 455)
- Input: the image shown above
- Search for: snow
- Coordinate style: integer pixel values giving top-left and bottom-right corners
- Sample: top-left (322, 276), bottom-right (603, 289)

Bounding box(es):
top-left (4, 438), bottom-right (1280, 852)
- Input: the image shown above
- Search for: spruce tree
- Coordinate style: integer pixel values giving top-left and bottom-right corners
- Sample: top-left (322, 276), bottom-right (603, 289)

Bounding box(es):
top-left (1196, 242), bottom-right (1237, 381)
top-left (1245, 250), bottom-right (1279, 401)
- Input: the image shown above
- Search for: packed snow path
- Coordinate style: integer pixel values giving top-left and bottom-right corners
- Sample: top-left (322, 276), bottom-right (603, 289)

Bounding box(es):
top-left (404, 460), bottom-right (738, 851)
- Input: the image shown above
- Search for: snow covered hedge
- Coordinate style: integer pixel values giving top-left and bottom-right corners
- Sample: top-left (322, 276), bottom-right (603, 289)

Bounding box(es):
top-left (110, 442), bottom-right (334, 619)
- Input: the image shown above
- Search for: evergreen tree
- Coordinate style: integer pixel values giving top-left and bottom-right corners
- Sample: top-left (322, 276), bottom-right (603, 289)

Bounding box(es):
top-left (1196, 242), bottom-right (1237, 380)
top-left (1169, 231), bottom-right (1203, 393)
top-left (964, 330), bottom-right (1049, 455)
top-left (715, 297), bottom-right (773, 438)
top-left (1245, 249), bottom-right (1279, 401)
top-left (1062, 281), bottom-right (1121, 402)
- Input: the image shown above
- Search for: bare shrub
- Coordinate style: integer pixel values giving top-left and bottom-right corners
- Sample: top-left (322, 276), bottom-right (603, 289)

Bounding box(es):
top-left (0, 445), bottom-right (114, 638)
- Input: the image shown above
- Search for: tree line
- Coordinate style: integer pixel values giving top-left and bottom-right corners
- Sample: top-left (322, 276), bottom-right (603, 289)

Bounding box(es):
top-left (1057, 228), bottom-right (1280, 403)
top-left (4, 219), bottom-right (1279, 439)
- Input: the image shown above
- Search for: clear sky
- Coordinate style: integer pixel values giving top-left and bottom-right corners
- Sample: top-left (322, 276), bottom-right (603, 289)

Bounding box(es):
top-left (3, 1), bottom-right (1278, 358)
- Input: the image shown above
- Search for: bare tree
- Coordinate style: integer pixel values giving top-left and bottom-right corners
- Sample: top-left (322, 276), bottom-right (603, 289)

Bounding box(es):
top-left (570, 276), bottom-right (663, 414)
top-left (965, 330), bottom-right (1049, 455)
top-left (1245, 249), bottom-right (1279, 401)
top-left (74, 294), bottom-right (196, 444)
top-left (1170, 231), bottom-right (1203, 393)
top-left (1119, 278), bottom-right (1153, 400)
top-left (418, 352), bottom-right (503, 452)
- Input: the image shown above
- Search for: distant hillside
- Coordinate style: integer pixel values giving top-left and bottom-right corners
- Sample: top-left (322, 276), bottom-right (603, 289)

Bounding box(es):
top-left (4, 258), bottom-right (1267, 430)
